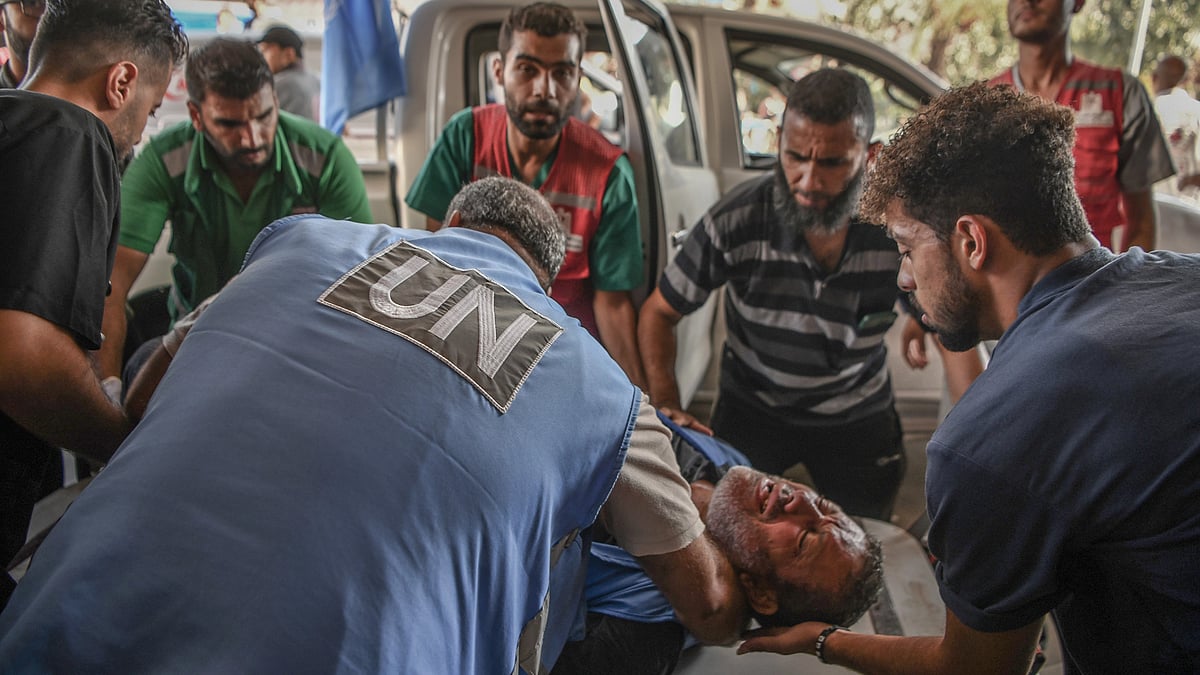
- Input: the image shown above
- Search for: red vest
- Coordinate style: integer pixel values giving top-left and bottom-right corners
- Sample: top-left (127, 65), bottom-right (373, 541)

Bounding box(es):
top-left (472, 104), bottom-right (623, 337)
top-left (992, 62), bottom-right (1125, 248)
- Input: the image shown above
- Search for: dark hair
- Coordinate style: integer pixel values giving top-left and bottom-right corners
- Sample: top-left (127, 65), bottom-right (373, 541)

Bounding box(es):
top-left (446, 177), bottom-right (566, 287)
top-left (186, 37), bottom-right (274, 104)
top-left (259, 24), bottom-right (304, 60)
top-left (785, 68), bottom-right (876, 144)
top-left (862, 82), bottom-right (1091, 255)
top-left (498, 2), bottom-right (587, 62)
top-left (755, 535), bottom-right (884, 628)
top-left (29, 0), bottom-right (187, 84)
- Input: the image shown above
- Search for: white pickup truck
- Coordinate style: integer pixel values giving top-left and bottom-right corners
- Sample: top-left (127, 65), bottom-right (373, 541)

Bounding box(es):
top-left (393, 0), bottom-right (948, 414)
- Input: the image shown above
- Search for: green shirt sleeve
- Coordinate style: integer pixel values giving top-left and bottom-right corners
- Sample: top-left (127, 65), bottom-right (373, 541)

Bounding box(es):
top-left (404, 108), bottom-right (475, 223)
top-left (317, 136), bottom-right (374, 223)
top-left (118, 137), bottom-right (174, 254)
top-left (590, 154), bottom-right (644, 291)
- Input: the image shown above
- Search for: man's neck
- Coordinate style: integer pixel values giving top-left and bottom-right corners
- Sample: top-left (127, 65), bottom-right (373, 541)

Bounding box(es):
top-left (22, 74), bottom-right (104, 121)
top-left (803, 223), bottom-right (851, 275)
top-left (505, 120), bottom-right (560, 184)
top-left (1015, 39), bottom-right (1074, 101)
top-left (213, 153), bottom-right (269, 203)
top-left (994, 239), bottom-right (1098, 333)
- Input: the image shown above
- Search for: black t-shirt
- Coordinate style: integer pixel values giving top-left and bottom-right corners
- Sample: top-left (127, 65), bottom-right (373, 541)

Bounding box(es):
top-left (0, 89), bottom-right (121, 348)
top-left (0, 90), bottom-right (121, 564)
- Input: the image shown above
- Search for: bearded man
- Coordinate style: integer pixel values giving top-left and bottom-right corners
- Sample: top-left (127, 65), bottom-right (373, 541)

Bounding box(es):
top-left (405, 2), bottom-right (647, 389)
top-left (96, 37), bottom-right (372, 394)
top-left (639, 68), bottom-right (905, 521)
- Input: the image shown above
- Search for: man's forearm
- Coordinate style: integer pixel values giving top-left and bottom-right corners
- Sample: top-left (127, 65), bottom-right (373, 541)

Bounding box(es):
top-left (0, 311), bottom-right (131, 464)
top-left (594, 290), bottom-right (647, 390)
top-left (99, 244), bottom-right (152, 380)
top-left (637, 534), bottom-right (748, 645)
top-left (818, 626), bottom-right (1037, 675)
top-left (637, 293), bottom-right (684, 410)
top-left (741, 611), bottom-right (1042, 675)
top-left (98, 292), bottom-right (129, 379)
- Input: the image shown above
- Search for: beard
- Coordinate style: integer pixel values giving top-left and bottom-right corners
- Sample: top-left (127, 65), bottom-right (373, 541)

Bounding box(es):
top-left (916, 253), bottom-right (984, 352)
top-left (705, 467), bottom-right (771, 577)
top-left (505, 90), bottom-right (573, 140)
top-left (773, 162), bottom-right (866, 236)
top-left (201, 128), bottom-right (273, 170)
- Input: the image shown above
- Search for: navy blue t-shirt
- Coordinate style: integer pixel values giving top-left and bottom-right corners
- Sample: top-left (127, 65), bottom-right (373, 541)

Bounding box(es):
top-left (927, 247), bottom-right (1200, 672)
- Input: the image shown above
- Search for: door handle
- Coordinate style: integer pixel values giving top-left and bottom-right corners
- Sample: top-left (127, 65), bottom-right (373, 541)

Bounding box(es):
top-left (670, 215), bottom-right (690, 249)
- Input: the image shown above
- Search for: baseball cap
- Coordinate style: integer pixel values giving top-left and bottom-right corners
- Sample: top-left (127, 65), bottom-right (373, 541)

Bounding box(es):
top-left (258, 25), bottom-right (304, 58)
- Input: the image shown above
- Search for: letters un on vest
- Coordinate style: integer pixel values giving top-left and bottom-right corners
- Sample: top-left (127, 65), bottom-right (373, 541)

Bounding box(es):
top-left (320, 241), bottom-right (563, 412)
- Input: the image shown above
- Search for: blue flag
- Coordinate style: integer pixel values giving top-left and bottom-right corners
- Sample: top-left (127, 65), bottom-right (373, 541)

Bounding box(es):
top-left (321, 0), bottom-right (406, 135)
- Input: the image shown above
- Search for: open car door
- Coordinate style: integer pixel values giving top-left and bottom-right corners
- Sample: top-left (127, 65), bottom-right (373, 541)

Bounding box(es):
top-left (596, 0), bottom-right (721, 409)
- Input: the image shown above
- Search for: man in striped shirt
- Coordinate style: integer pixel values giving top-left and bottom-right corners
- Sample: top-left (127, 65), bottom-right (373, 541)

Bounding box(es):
top-left (639, 68), bottom-right (904, 521)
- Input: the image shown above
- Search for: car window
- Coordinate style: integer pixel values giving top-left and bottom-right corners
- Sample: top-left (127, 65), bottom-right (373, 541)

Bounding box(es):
top-left (726, 30), bottom-right (930, 169)
top-left (617, 2), bottom-right (701, 166)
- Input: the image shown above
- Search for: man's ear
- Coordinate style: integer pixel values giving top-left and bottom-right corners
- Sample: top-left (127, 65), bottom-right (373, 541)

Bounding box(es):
top-left (954, 215), bottom-right (990, 271)
top-left (445, 210), bottom-right (463, 229)
top-left (492, 55), bottom-right (505, 91)
top-left (738, 571), bottom-right (779, 617)
top-left (187, 100), bottom-right (203, 131)
top-left (104, 61), bottom-right (139, 112)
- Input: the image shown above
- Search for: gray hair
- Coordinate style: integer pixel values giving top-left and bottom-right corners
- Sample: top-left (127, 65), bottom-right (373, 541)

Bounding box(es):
top-left (446, 177), bottom-right (566, 287)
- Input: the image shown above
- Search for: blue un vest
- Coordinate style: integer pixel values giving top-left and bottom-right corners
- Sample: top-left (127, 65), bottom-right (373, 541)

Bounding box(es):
top-left (0, 217), bottom-right (637, 674)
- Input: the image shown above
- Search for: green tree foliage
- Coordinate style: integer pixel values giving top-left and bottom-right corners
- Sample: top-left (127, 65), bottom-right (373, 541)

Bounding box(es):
top-left (1073, 0), bottom-right (1200, 75)
top-left (840, 0), bottom-right (1010, 84)
top-left (833, 0), bottom-right (1200, 84)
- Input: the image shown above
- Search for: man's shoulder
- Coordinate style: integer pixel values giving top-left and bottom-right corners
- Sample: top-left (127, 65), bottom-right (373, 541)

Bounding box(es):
top-left (0, 90), bottom-right (101, 131)
top-left (0, 90), bottom-right (113, 154)
top-left (1067, 59), bottom-right (1128, 89)
top-left (143, 120), bottom-right (200, 153)
top-left (277, 112), bottom-right (343, 149)
top-left (709, 173), bottom-right (773, 217)
top-left (561, 117), bottom-right (623, 160)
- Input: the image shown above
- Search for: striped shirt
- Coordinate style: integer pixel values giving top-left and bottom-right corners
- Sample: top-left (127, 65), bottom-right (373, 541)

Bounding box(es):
top-left (659, 173), bottom-right (900, 424)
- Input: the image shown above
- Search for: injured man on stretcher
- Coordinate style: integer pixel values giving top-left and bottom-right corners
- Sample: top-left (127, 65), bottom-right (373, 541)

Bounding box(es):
top-left (112, 285), bottom-right (884, 675)
top-left (1, 191), bottom-right (882, 672)
top-left (554, 416), bottom-right (884, 675)
top-left (117, 292), bottom-right (884, 675)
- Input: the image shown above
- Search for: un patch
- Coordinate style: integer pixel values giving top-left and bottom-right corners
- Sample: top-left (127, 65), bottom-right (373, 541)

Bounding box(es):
top-left (319, 241), bottom-right (563, 412)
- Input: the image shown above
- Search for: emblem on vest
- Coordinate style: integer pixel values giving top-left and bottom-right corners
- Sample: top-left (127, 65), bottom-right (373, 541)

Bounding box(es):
top-left (554, 207), bottom-right (585, 253)
top-left (1075, 92), bottom-right (1114, 128)
top-left (319, 241), bottom-right (563, 412)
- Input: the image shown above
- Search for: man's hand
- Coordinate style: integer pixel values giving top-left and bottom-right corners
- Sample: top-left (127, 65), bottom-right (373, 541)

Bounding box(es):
top-left (658, 405), bottom-right (713, 435)
top-left (900, 314), bottom-right (930, 369)
top-left (737, 621), bottom-right (827, 656)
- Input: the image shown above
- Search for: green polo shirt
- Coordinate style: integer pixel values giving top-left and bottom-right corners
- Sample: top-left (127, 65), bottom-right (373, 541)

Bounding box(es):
top-left (120, 111), bottom-right (372, 314)
top-left (405, 107), bottom-right (643, 291)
